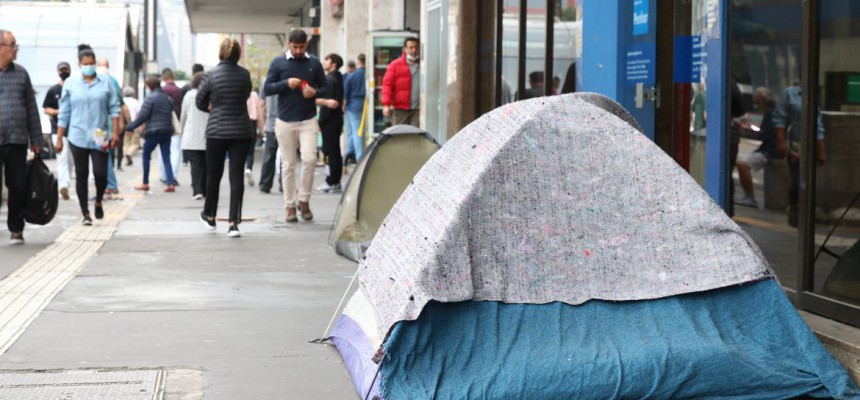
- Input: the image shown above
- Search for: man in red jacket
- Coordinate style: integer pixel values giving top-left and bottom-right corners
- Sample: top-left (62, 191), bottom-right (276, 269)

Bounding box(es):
top-left (381, 37), bottom-right (420, 127)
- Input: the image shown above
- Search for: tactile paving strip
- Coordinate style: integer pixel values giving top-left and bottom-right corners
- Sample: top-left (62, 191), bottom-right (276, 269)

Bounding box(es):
top-left (0, 369), bottom-right (163, 400)
top-left (0, 194), bottom-right (141, 355)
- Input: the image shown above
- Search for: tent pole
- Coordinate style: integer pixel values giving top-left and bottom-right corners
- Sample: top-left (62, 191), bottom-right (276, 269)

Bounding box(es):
top-left (310, 265), bottom-right (361, 343)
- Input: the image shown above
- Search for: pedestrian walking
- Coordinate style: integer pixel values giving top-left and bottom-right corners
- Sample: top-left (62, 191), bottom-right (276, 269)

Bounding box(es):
top-left (122, 87), bottom-right (142, 166)
top-left (125, 76), bottom-right (177, 193)
top-left (55, 44), bottom-right (121, 226)
top-left (42, 61), bottom-right (73, 201)
top-left (315, 53), bottom-right (344, 193)
top-left (244, 89), bottom-right (260, 187)
top-left (343, 53), bottom-right (366, 162)
top-left (97, 58), bottom-right (125, 195)
top-left (0, 29), bottom-right (46, 244)
top-left (263, 29), bottom-right (329, 223)
top-left (180, 72), bottom-right (209, 200)
top-left (257, 79), bottom-right (282, 194)
top-left (160, 68), bottom-right (182, 186)
top-left (381, 37), bottom-right (420, 127)
top-left (181, 64), bottom-right (204, 103)
top-left (197, 37), bottom-right (254, 237)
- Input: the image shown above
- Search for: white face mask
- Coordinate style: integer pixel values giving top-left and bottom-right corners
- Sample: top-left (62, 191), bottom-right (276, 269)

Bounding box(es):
top-left (97, 66), bottom-right (109, 76)
top-left (406, 54), bottom-right (419, 63)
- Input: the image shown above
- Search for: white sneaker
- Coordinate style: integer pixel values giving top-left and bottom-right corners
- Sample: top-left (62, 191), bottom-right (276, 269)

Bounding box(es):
top-left (192, 193), bottom-right (204, 200)
top-left (315, 183), bottom-right (342, 193)
top-left (227, 225), bottom-right (241, 238)
top-left (734, 195), bottom-right (758, 208)
top-left (245, 169), bottom-right (255, 187)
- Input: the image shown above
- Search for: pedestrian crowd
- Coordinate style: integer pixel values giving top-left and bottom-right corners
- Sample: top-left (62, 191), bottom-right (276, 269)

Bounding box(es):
top-left (0, 28), bottom-right (424, 243)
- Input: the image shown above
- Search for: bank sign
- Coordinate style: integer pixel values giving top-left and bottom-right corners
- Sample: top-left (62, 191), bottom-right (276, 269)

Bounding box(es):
top-left (633, 0), bottom-right (649, 36)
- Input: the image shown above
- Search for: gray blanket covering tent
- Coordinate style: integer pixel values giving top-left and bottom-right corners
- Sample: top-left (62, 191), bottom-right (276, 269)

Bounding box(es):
top-left (329, 93), bottom-right (859, 399)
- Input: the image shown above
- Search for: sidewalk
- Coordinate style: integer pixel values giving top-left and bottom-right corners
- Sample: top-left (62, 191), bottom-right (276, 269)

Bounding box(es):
top-left (0, 150), bottom-right (357, 399)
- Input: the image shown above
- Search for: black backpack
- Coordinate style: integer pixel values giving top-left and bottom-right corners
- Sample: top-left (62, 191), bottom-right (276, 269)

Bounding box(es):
top-left (22, 156), bottom-right (58, 225)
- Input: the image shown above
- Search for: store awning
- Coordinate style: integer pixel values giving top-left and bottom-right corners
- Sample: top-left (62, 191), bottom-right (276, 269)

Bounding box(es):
top-left (184, 0), bottom-right (305, 34)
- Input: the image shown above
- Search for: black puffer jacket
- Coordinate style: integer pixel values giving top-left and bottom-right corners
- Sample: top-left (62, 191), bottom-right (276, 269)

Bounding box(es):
top-left (196, 60), bottom-right (252, 140)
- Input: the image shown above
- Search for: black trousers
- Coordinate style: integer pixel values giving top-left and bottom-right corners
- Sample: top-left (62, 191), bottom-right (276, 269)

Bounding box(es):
top-left (258, 130), bottom-right (281, 191)
top-left (204, 138), bottom-right (251, 224)
top-left (321, 117), bottom-right (344, 186)
top-left (114, 133), bottom-right (124, 167)
top-left (187, 150), bottom-right (207, 196)
top-left (69, 143), bottom-right (109, 215)
top-left (245, 120), bottom-right (257, 170)
top-left (0, 144), bottom-right (27, 232)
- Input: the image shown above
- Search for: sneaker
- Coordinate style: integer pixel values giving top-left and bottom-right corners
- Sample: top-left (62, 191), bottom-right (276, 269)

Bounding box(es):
top-left (227, 224), bottom-right (241, 238)
top-left (315, 183), bottom-right (342, 193)
top-left (192, 193), bottom-right (204, 200)
top-left (286, 207), bottom-right (298, 223)
top-left (298, 201), bottom-right (313, 221)
top-left (82, 214), bottom-right (93, 226)
top-left (60, 186), bottom-right (69, 200)
top-left (165, 185), bottom-right (176, 193)
top-left (734, 195), bottom-right (758, 208)
top-left (134, 183), bottom-right (150, 191)
top-left (200, 211), bottom-right (216, 231)
top-left (245, 169), bottom-right (255, 187)
top-left (260, 188), bottom-right (271, 194)
top-left (9, 232), bottom-right (24, 245)
top-left (94, 204), bottom-right (104, 219)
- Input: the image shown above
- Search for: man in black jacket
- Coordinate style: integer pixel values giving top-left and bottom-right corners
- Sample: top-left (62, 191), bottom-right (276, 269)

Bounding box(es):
top-left (126, 76), bottom-right (177, 192)
top-left (264, 29), bottom-right (328, 223)
top-left (315, 53), bottom-right (344, 193)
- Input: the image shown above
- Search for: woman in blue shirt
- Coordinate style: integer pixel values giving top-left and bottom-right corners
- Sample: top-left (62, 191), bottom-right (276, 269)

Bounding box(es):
top-left (55, 44), bottom-right (121, 226)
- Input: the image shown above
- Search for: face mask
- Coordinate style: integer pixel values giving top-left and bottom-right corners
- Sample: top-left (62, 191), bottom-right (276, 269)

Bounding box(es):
top-left (97, 66), bottom-right (109, 76)
top-left (81, 65), bottom-right (96, 77)
top-left (59, 71), bottom-right (70, 81)
top-left (406, 54), bottom-right (419, 63)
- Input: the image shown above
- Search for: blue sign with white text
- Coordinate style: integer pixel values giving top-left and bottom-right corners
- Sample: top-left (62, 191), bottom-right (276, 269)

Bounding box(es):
top-left (626, 42), bottom-right (655, 86)
top-left (633, 0), bottom-right (649, 36)
top-left (673, 35), bottom-right (706, 83)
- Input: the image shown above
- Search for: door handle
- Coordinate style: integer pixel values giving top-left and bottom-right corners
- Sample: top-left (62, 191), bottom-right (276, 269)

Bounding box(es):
top-left (636, 83), bottom-right (661, 109)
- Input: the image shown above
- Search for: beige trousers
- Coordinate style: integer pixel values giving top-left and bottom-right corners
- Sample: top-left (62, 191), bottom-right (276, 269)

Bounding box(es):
top-left (392, 109), bottom-right (420, 127)
top-left (275, 118), bottom-right (319, 207)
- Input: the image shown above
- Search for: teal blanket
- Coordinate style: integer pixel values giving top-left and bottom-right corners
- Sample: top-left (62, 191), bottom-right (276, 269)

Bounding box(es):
top-left (380, 279), bottom-right (858, 399)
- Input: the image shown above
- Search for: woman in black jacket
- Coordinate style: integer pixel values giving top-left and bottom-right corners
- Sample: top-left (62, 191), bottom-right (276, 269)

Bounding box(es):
top-left (196, 38), bottom-right (253, 237)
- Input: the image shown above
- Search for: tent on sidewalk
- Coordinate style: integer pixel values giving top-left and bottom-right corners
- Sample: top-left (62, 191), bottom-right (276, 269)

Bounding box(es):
top-left (329, 125), bottom-right (440, 262)
top-left (327, 93), bottom-right (859, 399)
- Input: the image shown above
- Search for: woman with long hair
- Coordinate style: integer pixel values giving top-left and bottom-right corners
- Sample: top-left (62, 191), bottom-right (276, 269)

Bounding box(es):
top-left (180, 72), bottom-right (209, 199)
top-left (55, 44), bottom-right (121, 225)
top-left (196, 38), bottom-right (253, 237)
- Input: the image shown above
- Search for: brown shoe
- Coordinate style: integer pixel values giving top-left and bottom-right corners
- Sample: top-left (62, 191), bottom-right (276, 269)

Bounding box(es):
top-left (286, 207), bottom-right (298, 223)
top-left (298, 201), bottom-right (313, 221)
top-left (134, 183), bottom-right (150, 191)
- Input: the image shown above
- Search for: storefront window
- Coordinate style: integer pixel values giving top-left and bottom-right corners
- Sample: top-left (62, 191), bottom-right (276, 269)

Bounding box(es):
top-left (730, 0), bottom-right (803, 290)
top-left (811, 2), bottom-right (860, 307)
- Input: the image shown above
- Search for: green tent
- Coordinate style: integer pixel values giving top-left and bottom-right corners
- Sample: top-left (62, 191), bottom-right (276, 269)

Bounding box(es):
top-left (329, 125), bottom-right (440, 262)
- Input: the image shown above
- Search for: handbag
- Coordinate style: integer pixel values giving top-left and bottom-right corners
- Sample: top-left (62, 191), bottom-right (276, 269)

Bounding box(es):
top-left (22, 156), bottom-right (58, 225)
top-left (171, 112), bottom-right (182, 136)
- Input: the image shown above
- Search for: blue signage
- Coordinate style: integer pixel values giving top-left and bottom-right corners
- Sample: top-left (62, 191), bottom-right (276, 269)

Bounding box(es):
top-left (626, 42), bottom-right (655, 86)
top-left (673, 35), bottom-right (706, 83)
top-left (633, 0), bottom-right (649, 36)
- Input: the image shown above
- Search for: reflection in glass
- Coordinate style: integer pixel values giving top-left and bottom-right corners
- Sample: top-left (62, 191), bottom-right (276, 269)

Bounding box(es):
top-left (729, 0), bottom-right (803, 289)
top-left (554, 0), bottom-right (579, 94)
top-left (518, 0), bottom-right (546, 99)
top-left (500, 1), bottom-right (520, 104)
top-left (813, 1), bottom-right (860, 307)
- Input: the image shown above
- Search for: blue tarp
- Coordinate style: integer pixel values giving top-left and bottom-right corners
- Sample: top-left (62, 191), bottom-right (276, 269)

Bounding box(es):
top-left (380, 279), bottom-right (859, 399)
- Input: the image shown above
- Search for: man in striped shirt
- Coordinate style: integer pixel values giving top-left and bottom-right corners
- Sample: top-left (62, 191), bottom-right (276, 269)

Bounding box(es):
top-left (0, 29), bottom-right (45, 245)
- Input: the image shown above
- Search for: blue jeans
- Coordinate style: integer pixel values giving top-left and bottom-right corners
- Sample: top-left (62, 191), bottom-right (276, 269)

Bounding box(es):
top-left (143, 133), bottom-right (175, 185)
top-left (107, 149), bottom-right (117, 190)
top-left (345, 110), bottom-right (363, 161)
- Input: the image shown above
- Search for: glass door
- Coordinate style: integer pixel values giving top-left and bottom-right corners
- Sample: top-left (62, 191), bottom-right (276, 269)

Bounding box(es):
top-left (801, 0), bottom-right (860, 327)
